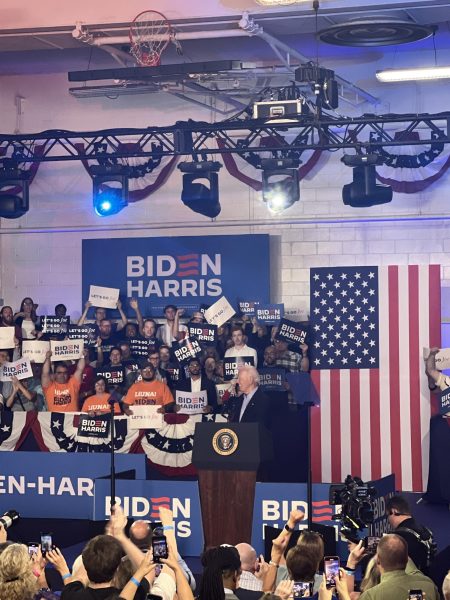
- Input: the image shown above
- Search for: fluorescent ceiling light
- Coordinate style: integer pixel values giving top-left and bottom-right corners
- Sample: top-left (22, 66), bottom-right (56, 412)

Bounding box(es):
top-left (376, 66), bottom-right (450, 82)
top-left (255, 0), bottom-right (300, 5)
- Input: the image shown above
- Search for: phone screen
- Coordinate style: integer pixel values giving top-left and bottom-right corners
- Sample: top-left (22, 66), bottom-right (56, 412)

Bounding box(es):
top-left (409, 591), bottom-right (423, 600)
top-left (324, 556), bottom-right (340, 589)
top-left (152, 536), bottom-right (168, 562)
top-left (28, 543), bottom-right (39, 558)
top-left (40, 533), bottom-right (53, 556)
top-left (365, 536), bottom-right (380, 553)
top-left (293, 581), bottom-right (312, 598)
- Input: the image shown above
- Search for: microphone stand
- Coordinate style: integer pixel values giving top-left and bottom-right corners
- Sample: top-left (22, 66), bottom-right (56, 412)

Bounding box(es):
top-left (109, 399), bottom-right (116, 513)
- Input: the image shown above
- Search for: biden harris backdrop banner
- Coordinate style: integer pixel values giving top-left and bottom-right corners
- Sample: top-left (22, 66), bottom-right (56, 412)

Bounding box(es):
top-left (82, 234), bottom-right (270, 316)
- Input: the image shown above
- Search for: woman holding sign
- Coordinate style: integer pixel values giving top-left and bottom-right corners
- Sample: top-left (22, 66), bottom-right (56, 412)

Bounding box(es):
top-left (82, 376), bottom-right (120, 415)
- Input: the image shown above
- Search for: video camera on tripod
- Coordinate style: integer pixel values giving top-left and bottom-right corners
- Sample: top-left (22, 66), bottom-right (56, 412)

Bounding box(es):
top-left (329, 475), bottom-right (377, 543)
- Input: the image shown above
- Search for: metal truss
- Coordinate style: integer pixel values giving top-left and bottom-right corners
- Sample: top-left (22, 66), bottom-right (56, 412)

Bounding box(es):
top-left (0, 112), bottom-right (449, 165)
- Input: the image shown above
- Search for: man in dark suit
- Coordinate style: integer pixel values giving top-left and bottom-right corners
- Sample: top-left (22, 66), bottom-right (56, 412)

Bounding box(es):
top-left (228, 365), bottom-right (271, 428)
top-left (174, 357), bottom-right (218, 413)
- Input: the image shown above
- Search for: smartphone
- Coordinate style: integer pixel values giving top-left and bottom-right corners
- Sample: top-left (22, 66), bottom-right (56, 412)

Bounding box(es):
top-left (28, 542), bottom-right (39, 558)
top-left (324, 556), bottom-right (340, 589)
top-left (409, 591), bottom-right (423, 600)
top-left (151, 535), bottom-right (168, 562)
top-left (293, 581), bottom-right (313, 598)
top-left (40, 533), bottom-right (53, 557)
top-left (363, 536), bottom-right (380, 553)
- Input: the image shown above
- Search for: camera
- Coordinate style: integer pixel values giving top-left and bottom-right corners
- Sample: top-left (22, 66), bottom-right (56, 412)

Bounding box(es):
top-left (329, 475), bottom-right (376, 542)
top-left (0, 510), bottom-right (20, 529)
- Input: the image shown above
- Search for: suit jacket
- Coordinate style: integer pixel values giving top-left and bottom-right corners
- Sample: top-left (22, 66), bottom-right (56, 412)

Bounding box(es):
top-left (228, 386), bottom-right (271, 428)
top-left (175, 375), bottom-right (218, 411)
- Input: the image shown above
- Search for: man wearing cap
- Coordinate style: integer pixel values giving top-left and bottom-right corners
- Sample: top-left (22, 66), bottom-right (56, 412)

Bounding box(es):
top-left (174, 357), bottom-right (218, 413)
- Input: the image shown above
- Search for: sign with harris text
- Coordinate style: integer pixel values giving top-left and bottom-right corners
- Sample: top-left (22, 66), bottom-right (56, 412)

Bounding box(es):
top-left (276, 318), bottom-right (308, 347)
top-left (82, 235), bottom-right (270, 317)
top-left (440, 388), bottom-right (450, 415)
top-left (188, 323), bottom-right (217, 345)
top-left (224, 356), bottom-right (255, 381)
top-left (256, 304), bottom-right (284, 325)
top-left (175, 390), bottom-right (207, 414)
top-left (50, 339), bottom-right (84, 362)
top-left (0, 359), bottom-right (33, 381)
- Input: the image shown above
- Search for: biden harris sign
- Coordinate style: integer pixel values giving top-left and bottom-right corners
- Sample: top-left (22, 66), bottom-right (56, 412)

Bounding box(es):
top-left (82, 235), bottom-right (270, 316)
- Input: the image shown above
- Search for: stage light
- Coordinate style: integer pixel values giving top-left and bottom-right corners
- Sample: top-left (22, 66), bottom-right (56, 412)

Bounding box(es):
top-left (90, 165), bottom-right (129, 217)
top-left (341, 154), bottom-right (392, 207)
top-left (0, 169), bottom-right (30, 219)
top-left (261, 158), bottom-right (300, 214)
top-left (178, 161), bottom-right (222, 218)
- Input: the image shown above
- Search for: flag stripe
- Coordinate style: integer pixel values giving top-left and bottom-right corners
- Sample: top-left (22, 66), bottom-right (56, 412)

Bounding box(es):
top-left (321, 371), bottom-right (332, 482)
top-left (369, 368), bottom-right (381, 480)
top-left (398, 266), bottom-right (412, 491)
top-left (330, 370), bottom-right (342, 482)
top-left (310, 371), bottom-right (322, 483)
top-left (388, 266), bottom-right (403, 489)
top-left (350, 369), bottom-right (362, 478)
top-left (378, 267), bottom-right (392, 478)
top-left (408, 266), bottom-right (423, 492)
top-left (340, 370), bottom-right (352, 480)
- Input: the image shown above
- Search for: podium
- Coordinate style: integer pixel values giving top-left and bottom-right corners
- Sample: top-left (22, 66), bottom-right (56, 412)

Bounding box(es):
top-left (192, 422), bottom-right (272, 548)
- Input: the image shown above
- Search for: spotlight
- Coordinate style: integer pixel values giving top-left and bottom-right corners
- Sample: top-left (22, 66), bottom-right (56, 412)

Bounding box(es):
top-left (178, 161), bottom-right (222, 218)
top-left (0, 168), bottom-right (30, 219)
top-left (342, 154), bottom-right (392, 207)
top-left (90, 164), bottom-right (129, 217)
top-left (261, 158), bottom-right (300, 214)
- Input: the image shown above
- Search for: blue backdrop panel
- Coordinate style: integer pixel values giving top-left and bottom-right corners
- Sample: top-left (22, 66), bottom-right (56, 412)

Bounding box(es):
top-left (82, 234), bottom-right (270, 316)
top-left (93, 479), bottom-right (203, 556)
top-left (0, 452), bottom-right (146, 519)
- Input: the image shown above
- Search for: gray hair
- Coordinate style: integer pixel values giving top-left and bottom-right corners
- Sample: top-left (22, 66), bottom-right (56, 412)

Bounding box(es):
top-left (237, 364), bottom-right (260, 385)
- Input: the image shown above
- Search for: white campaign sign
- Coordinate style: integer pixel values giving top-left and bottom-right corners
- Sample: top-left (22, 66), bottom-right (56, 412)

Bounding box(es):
top-left (50, 339), bottom-right (84, 362)
top-left (22, 340), bottom-right (51, 364)
top-left (423, 347), bottom-right (450, 371)
top-left (0, 327), bottom-right (16, 349)
top-left (0, 358), bottom-right (33, 381)
top-left (128, 405), bottom-right (164, 430)
top-left (216, 383), bottom-right (231, 405)
top-left (175, 390), bottom-right (207, 414)
top-left (89, 285), bottom-right (120, 309)
top-left (204, 296), bottom-right (235, 327)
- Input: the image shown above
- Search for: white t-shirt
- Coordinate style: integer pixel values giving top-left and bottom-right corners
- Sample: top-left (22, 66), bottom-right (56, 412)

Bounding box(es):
top-left (156, 322), bottom-right (188, 347)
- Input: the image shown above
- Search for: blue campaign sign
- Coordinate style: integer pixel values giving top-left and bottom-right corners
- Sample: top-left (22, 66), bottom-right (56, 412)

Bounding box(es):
top-left (368, 474), bottom-right (396, 536)
top-left (93, 479), bottom-right (203, 556)
top-left (0, 452), bottom-right (146, 520)
top-left (251, 482), bottom-right (335, 555)
top-left (82, 235), bottom-right (270, 316)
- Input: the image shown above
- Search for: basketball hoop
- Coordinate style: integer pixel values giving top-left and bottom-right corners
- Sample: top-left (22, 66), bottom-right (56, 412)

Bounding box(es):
top-left (129, 10), bottom-right (173, 67)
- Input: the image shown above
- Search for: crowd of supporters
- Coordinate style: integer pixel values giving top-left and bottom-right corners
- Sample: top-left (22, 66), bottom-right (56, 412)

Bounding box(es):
top-left (0, 498), bottom-right (449, 600)
top-left (0, 298), bottom-right (309, 414)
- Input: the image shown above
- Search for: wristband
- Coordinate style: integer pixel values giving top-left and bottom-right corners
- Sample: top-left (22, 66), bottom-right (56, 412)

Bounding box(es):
top-left (130, 576), bottom-right (140, 587)
top-left (163, 525), bottom-right (175, 531)
top-left (62, 573), bottom-right (72, 581)
top-left (269, 561), bottom-right (279, 568)
top-left (284, 523), bottom-right (295, 533)
top-left (345, 566), bottom-right (356, 572)
top-left (344, 568), bottom-right (355, 576)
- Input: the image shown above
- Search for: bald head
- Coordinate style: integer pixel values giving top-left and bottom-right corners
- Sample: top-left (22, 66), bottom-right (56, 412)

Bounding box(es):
top-left (377, 534), bottom-right (408, 572)
top-left (129, 520), bottom-right (152, 550)
top-left (236, 542), bottom-right (258, 573)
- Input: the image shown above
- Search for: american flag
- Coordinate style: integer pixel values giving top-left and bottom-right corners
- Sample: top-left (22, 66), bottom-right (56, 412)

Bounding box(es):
top-left (309, 265), bottom-right (441, 492)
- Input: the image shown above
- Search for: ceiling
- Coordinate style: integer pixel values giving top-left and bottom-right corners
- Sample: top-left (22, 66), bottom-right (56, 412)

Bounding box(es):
top-left (0, 0), bottom-right (449, 115)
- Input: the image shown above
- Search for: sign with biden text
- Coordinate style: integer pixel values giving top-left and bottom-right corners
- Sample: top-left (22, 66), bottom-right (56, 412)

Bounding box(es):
top-left (276, 318), bottom-right (308, 347)
top-left (82, 235), bottom-right (270, 317)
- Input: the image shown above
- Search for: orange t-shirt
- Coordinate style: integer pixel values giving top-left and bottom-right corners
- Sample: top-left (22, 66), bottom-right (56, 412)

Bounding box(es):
top-left (44, 377), bottom-right (80, 412)
top-left (124, 380), bottom-right (173, 406)
top-left (81, 393), bottom-right (121, 415)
